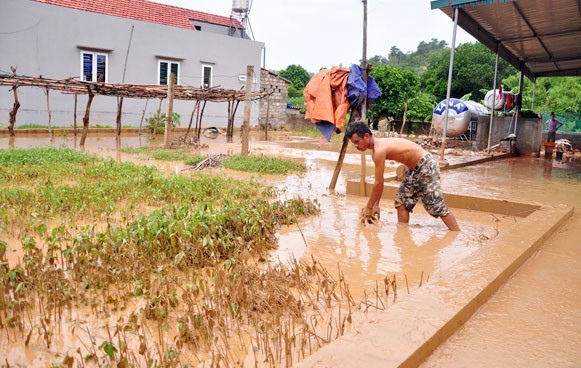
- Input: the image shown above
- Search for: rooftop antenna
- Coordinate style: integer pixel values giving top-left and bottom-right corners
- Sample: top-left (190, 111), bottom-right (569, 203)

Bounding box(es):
top-left (231, 0), bottom-right (254, 40)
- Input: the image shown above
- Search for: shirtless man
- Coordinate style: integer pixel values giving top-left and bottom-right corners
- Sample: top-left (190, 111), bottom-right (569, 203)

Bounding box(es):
top-left (345, 121), bottom-right (460, 231)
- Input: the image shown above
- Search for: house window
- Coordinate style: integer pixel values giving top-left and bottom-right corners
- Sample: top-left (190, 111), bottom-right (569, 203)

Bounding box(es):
top-left (158, 60), bottom-right (180, 85)
top-left (202, 65), bottom-right (213, 88)
top-left (81, 51), bottom-right (108, 82)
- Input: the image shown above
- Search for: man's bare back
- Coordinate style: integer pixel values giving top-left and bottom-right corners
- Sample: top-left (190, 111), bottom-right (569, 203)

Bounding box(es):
top-left (372, 137), bottom-right (429, 169)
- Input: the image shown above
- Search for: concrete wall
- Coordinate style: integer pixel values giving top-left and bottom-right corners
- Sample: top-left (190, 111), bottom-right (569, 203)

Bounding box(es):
top-left (542, 132), bottom-right (581, 148)
top-left (0, 0), bottom-right (264, 128)
top-left (475, 115), bottom-right (543, 154)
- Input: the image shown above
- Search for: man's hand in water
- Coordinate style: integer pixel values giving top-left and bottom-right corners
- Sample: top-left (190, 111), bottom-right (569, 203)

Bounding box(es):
top-left (360, 206), bottom-right (379, 225)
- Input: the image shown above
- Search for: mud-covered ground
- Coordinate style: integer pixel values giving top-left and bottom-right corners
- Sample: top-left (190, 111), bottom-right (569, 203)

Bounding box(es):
top-left (1, 130), bottom-right (580, 367)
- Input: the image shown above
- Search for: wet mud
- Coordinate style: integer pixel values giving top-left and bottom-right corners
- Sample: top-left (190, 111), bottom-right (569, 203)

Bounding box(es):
top-left (1, 132), bottom-right (580, 366)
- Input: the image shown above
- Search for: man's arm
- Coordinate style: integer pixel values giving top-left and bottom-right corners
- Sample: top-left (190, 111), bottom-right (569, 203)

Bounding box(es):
top-left (365, 153), bottom-right (386, 210)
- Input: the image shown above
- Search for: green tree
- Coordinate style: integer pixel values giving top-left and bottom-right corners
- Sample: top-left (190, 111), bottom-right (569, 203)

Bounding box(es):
top-left (278, 64), bottom-right (311, 90)
top-left (368, 55), bottom-right (389, 66)
top-left (407, 92), bottom-right (437, 122)
top-left (368, 65), bottom-right (420, 121)
top-left (422, 42), bottom-right (515, 102)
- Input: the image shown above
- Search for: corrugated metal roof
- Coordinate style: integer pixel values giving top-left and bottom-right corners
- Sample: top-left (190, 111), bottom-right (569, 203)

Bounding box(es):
top-left (33, 0), bottom-right (244, 30)
top-left (431, 0), bottom-right (581, 80)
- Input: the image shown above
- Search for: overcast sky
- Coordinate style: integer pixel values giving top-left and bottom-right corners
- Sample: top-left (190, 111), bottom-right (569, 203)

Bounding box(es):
top-left (153, 0), bottom-right (476, 73)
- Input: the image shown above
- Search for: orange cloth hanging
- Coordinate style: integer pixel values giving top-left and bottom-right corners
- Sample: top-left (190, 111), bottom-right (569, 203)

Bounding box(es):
top-left (303, 66), bottom-right (351, 132)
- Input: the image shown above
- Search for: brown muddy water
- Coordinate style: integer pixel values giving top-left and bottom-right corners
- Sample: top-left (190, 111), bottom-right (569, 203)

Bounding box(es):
top-left (1, 132), bottom-right (580, 367)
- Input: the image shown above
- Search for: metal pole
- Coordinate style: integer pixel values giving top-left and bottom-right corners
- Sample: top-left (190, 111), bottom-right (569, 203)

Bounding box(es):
top-left (487, 52), bottom-right (499, 151)
top-left (514, 70), bottom-right (524, 135)
top-left (531, 81), bottom-right (537, 111)
top-left (439, 7), bottom-right (458, 161)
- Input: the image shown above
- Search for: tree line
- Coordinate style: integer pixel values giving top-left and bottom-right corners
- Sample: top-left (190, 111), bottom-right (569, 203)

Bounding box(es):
top-left (276, 38), bottom-right (581, 132)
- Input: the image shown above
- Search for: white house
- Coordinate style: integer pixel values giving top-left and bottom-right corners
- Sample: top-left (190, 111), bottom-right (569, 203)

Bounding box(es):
top-left (0, 0), bottom-right (264, 128)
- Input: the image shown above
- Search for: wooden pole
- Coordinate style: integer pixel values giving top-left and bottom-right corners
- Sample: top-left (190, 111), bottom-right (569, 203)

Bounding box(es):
top-left (265, 93), bottom-right (271, 140)
top-left (44, 87), bottom-right (53, 140)
top-left (80, 88), bottom-right (95, 146)
top-left (152, 98), bottom-right (163, 139)
top-left (164, 73), bottom-right (175, 148)
top-left (73, 94), bottom-right (78, 136)
top-left (359, 0), bottom-right (368, 196)
top-left (116, 97), bottom-right (123, 137)
top-left (329, 0), bottom-right (368, 192)
top-left (399, 100), bottom-right (408, 135)
top-left (241, 65), bottom-right (253, 155)
top-left (139, 98), bottom-right (149, 133)
top-left (197, 100), bottom-right (207, 142)
top-left (186, 100), bottom-right (199, 137)
top-left (8, 67), bottom-right (20, 137)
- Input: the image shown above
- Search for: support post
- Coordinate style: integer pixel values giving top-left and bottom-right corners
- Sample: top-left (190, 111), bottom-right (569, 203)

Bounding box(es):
top-left (400, 100), bottom-right (408, 135)
top-left (8, 67), bottom-right (20, 137)
top-left (241, 65), bottom-right (253, 155)
top-left (44, 87), bottom-right (53, 140)
top-left (514, 69), bottom-right (525, 135)
top-left (164, 73), bottom-right (175, 148)
top-left (80, 88), bottom-right (95, 146)
top-left (265, 93), bottom-right (271, 140)
top-left (359, 0), bottom-right (368, 196)
top-left (487, 51), bottom-right (500, 151)
top-left (73, 94), bottom-right (78, 136)
top-left (440, 7), bottom-right (459, 161)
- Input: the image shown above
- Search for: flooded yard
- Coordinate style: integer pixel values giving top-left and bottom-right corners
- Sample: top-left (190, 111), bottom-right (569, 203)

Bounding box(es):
top-left (1, 131), bottom-right (579, 367)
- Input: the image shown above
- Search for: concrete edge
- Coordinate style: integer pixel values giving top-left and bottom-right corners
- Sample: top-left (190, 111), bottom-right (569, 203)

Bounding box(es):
top-left (398, 204), bottom-right (574, 368)
top-left (346, 181), bottom-right (540, 217)
top-left (294, 202), bottom-right (574, 368)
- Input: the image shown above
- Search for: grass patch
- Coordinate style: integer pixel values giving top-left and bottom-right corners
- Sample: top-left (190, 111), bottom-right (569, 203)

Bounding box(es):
top-left (14, 124), bottom-right (114, 129)
top-left (223, 154), bottom-right (306, 175)
top-left (119, 146), bottom-right (205, 164)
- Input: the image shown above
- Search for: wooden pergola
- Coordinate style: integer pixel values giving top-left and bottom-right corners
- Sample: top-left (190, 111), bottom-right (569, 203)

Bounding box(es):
top-left (0, 72), bottom-right (267, 145)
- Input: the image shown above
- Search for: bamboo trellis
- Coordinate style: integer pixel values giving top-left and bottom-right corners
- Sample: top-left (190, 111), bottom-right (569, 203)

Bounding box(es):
top-left (0, 73), bottom-right (266, 101)
top-left (1, 73), bottom-right (267, 143)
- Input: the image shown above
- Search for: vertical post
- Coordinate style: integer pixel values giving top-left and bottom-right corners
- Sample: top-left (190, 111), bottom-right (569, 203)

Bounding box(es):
top-left (265, 92), bottom-right (271, 140)
top-left (531, 80), bottom-right (537, 111)
top-left (241, 65), bottom-right (253, 155)
top-left (439, 7), bottom-right (459, 161)
top-left (514, 69), bottom-right (524, 135)
top-left (164, 73), bottom-right (175, 148)
top-left (359, 0), bottom-right (368, 196)
top-left (44, 87), bottom-right (53, 140)
top-left (80, 88), bottom-right (95, 146)
top-left (487, 52), bottom-right (500, 151)
top-left (399, 100), bottom-right (408, 135)
top-left (73, 94), bottom-right (78, 136)
top-left (117, 25), bottom-right (134, 137)
top-left (8, 66), bottom-right (20, 137)
top-left (329, 0), bottom-right (368, 192)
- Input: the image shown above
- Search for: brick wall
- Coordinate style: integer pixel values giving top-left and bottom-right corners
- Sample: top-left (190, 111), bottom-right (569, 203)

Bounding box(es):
top-left (259, 69), bottom-right (289, 130)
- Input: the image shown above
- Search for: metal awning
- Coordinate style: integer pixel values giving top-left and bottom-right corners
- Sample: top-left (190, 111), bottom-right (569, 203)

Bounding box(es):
top-left (431, 0), bottom-right (581, 81)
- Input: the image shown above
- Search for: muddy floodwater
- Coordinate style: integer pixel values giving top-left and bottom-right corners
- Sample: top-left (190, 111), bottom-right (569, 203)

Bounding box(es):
top-left (1, 131), bottom-right (580, 367)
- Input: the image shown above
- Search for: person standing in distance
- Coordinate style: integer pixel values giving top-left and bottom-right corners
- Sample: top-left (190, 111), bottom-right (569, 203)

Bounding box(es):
top-left (345, 121), bottom-right (460, 231)
top-left (545, 112), bottom-right (563, 143)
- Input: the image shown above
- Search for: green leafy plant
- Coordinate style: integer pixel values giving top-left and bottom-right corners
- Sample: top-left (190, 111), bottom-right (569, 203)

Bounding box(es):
top-left (145, 109), bottom-right (180, 134)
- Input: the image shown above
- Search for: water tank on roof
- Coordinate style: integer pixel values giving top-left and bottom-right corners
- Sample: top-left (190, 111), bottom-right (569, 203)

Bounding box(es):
top-left (232, 0), bottom-right (250, 13)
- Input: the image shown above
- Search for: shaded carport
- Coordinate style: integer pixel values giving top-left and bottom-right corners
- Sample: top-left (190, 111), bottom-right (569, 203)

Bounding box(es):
top-left (431, 0), bottom-right (581, 155)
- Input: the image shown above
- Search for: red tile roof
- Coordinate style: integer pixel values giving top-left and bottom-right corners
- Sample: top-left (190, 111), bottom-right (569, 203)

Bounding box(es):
top-left (32, 0), bottom-right (243, 30)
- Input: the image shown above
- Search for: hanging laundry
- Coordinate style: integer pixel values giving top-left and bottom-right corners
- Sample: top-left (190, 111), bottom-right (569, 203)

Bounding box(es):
top-left (303, 65), bottom-right (382, 142)
top-left (346, 64), bottom-right (382, 119)
top-left (303, 66), bottom-right (351, 141)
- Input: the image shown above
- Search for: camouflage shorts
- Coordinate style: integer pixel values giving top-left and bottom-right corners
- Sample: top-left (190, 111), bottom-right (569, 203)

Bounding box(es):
top-left (394, 153), bottom-right (450, 218)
